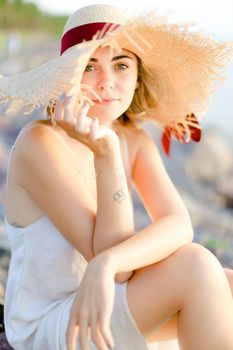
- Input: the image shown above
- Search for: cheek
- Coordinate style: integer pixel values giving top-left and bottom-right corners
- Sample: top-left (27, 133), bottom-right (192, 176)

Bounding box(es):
top-left (81, 74), bottom-right (94, 86)
top-left (123, 70), bottom-right (138, 91)
top-left (81, 75), bottom-right (98, 100)
top-left (122, 77), bottom-right (137, 101)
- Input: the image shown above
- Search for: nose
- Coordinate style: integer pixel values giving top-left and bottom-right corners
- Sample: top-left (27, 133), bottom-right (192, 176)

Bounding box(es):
top-left (97, 81), bottom-right (114, 90)
top-left (96, 70), bottom-right (115, 91)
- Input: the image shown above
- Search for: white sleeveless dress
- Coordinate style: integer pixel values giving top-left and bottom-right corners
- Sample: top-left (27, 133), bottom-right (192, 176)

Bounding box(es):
top-left (4, 125), bottom-right (148, 350)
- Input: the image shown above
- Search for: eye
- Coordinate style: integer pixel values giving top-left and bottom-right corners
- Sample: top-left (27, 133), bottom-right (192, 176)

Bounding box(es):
top-left (85, 65), bottom-right (96, 72)
top-left (115, 63), bottom-right (128, 71)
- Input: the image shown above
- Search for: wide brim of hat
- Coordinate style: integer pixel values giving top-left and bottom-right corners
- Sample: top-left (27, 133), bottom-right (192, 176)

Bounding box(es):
top-left (0, 41), bottom-right (100, 115)
top-left (0, 11), bottom-right (233, 129)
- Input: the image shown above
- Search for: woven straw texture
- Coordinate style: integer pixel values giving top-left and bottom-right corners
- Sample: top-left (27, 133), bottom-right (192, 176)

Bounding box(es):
top-left (0, 4), bottom-right (232, 131)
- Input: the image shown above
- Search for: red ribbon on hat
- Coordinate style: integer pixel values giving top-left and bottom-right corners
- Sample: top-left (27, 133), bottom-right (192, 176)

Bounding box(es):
top-left (161, 113), bottom-right (202, 157)
top-left (60, 22), bottom-right (120, 55)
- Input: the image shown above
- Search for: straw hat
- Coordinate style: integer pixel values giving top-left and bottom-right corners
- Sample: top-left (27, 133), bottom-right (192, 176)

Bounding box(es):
top-left (0, 4), bottom-right (232, 155)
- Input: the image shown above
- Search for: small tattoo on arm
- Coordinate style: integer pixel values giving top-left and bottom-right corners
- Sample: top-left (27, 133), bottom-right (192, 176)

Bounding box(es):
top-left (96, 171), bottom-right (128, 204)
top-left (113, 190), bottom-right (126, 203)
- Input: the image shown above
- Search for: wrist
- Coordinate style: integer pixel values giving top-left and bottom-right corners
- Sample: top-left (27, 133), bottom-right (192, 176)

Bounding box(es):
top-left (94, 148), bottom-right (123, 172)
top-left (93, 251), bottom-right (118, 276)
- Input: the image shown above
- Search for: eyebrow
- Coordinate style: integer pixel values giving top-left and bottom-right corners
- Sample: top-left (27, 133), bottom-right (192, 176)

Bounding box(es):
top-left (89, 55), bottom-right (133, 62)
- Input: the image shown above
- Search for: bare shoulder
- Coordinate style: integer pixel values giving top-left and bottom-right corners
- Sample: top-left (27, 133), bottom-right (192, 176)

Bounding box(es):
top-left (8, 120), bottom-right (54, 174)
top-left (125, 124), bottom-right (157, 146)
top-left (11, 119), bottom-right (75, 196)
top-left (14, 120), bottom-right (71, 169)
top-left (128, 124), bottom-right (190, 221)
top-left (16, 119), bottom-right (62, 151)
top-left (7, 120), bottom-right (96, 259)
top-left (4, 119), bottom-right (66, 227)
top-left (123, 124), bottom-right (160, 164)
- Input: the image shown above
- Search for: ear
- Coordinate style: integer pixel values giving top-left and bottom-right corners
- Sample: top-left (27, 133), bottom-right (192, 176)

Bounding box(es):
top-left (135, 81), bottom-right (139, 90)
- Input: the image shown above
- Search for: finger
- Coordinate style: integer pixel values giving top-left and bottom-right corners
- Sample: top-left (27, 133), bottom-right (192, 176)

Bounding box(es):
top-left (95, 127), bottom-right (111, 140)
top-left (90, 313), bottom-right (105, 350)
top-left (90, 117), bottom-right (99, 140)
top-left (78, 317), bottom-right (90, 350)
top-left (84, 124), bottom-right (91, 134)
top-left (55, 95), bottom-right (65, 122)
top-left (65, 82), bottom-right (80, 97)
top-left (74, 99), bottom-right (81, 119)
top-left (98, 314), bottom-right (114, 349)
top-left (63, 95), bottom-right (76, 125)
top-left (97, 126), bottom-right (118, 141)
top-left (90, 317), bottom-right (110, 350)
top-left (66, 316), bottom-right (79, 350)
top-left (75, 102), bottom-right (90, 133)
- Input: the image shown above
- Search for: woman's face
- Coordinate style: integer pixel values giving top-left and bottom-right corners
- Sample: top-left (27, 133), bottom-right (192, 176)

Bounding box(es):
top-left (81, 46), bottom-right (138, 127)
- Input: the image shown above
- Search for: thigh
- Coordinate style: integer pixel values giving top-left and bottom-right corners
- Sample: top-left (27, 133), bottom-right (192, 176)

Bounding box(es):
top-left (126, 248), bottom-right (184, 342)
top-left (145, 313), bottom-right (178, 343)
top-left (142, 266), bottom-right (233, 343)
top-left (224, 268), bottom-right (233, 294)
top-left (125, 242), bottom-right (228, 342)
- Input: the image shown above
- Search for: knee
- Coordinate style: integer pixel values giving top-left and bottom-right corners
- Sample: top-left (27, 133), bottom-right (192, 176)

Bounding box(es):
top-left (174, 242), bottom-right (225, 283)
top-left (175, 242), bottom-right (219, 263)
top-left (224, 268), bottom-right (233, 295)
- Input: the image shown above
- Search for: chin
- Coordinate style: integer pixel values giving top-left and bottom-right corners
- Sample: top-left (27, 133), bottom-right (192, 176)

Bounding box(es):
top-left (97, 115), bottom-right (119, 126)
top-left (89, 106), bottom-right (125, 123)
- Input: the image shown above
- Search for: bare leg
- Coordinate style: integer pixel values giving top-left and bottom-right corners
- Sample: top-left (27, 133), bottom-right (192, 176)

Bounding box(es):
top-left (145, 266), bottom-right (233, 343)
top-left (126, 243), bottom-right (233, 350)
top-left (224, 268), bottom-right (233, 293)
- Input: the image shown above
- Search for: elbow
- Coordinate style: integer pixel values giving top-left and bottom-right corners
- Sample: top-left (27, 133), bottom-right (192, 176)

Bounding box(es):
top-left (181, 211), bottom-right (194, 244)
top-left (167, 209), bottom-right (193, 246)
top-left (185, 222), bottom-right (194, 244)
top-left (115, 270), bottom-right (134, 283)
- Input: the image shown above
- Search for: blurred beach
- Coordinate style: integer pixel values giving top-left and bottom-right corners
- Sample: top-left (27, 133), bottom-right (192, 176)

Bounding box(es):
top-left (204, 65), bottom-right (233, 137)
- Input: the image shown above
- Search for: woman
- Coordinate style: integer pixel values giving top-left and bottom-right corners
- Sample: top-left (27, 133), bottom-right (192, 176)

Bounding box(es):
top-left (1, 4), bottom-right (233, 350)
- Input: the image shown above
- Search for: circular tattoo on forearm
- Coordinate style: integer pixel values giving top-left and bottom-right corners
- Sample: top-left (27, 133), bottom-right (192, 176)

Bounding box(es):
top-left (113, 190), bottom-right (126, 203)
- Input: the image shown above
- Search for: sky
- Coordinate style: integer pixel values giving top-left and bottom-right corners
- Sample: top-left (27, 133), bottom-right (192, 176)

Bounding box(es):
top-left (25, 0), bottom-right (233, 40)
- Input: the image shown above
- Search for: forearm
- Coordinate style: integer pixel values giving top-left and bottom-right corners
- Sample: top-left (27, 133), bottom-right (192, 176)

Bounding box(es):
top-left (97, 213), bottom-right (194, 275)
top-left (93, 150), bottom-right (135, 282)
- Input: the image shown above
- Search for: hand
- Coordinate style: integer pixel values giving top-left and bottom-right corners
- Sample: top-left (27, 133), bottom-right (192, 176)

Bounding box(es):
top-left (66, 256), bottom-right (115, 350)
top-left (54, 93), bottom-right (120, 157)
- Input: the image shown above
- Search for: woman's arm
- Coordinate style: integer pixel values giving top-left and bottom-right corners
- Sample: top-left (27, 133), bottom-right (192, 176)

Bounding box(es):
top-left (17, 124), bottom-right (96, 261)
top-left (53, 97), bottom-right (137, 283)
top-left (93, 149), bottom-right (134, 255)
top-left (95, 128), bottom-right (194, 273)
top-left (93, 148), bottom-right (135, 283)
top-left (65, 123), bottom-right (193, 350)
top-left (98, 213), bottom-right (193, 275)
top-left (66, 149), bottom-right (193, 350)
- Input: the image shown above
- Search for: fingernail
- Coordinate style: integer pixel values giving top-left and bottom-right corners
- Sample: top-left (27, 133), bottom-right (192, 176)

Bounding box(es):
top-left (107, 340), bottom-right (114, 349)
top-left (82, 101), bottom-right (89, 109)
top-left (60, 93), bottom-right (66, 101)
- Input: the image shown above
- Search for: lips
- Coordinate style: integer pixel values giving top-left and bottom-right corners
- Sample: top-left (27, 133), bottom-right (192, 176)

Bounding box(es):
top-left (92, 98), bottom-right (119, 104)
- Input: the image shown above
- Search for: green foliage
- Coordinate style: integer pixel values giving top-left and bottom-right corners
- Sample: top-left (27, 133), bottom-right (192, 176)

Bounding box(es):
top-left (0, 0), bottom-right (67, 37)
top-left (204, 236), bottom-right (229, 252)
